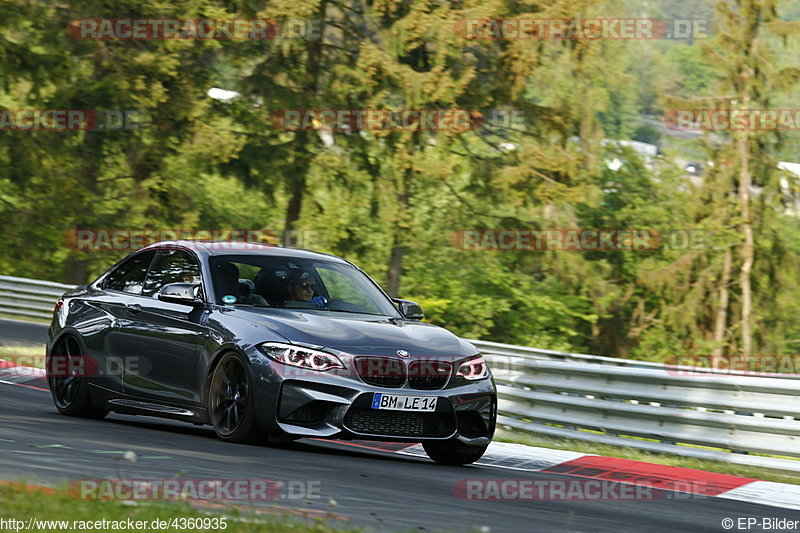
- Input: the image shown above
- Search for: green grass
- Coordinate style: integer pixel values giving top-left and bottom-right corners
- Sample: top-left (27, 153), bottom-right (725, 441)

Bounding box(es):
top-left (0, 344), bottom-right (45, 368)
top-left (495, 428), bottom-right (800, 485)
top-left (0, 313), bottom-right (51, 325)
top-left (0, 482), bottom-right (359, 533)
top-left (0, 481), bottom-right (490, 533)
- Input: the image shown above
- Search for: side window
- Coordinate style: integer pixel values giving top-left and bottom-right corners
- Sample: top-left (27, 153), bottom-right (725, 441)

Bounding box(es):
top-left (235, 262), bottom-right (262, 284)
top-left (142, 250), bottom-right (202, 297)
top-left (210, 260), bottom-right (266, 305)
top-left (104, 251), bottom-right (155, 295)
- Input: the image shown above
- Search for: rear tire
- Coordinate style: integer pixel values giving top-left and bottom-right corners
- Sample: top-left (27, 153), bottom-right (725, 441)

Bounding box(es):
top-left (208, 352), bottom-right (260, 443)
top-left (47, 336), bottom-right (107, 419)
top-left (422, 439), bottom-right (488, 466)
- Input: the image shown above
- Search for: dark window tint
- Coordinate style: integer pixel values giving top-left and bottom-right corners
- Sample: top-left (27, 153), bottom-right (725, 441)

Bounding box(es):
top-left (142, 250), bottom-right (202, 297)
top-left (104, 251), bottom-right (155, 295)
top-left (208, 255), bottom-right (399, 316)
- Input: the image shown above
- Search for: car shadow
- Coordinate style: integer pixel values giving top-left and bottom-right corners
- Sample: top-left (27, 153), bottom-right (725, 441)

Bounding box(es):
top-left (101, 413), bottom-right (436, 465)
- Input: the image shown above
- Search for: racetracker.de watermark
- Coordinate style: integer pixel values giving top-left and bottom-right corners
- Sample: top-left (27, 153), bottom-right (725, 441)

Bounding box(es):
top-left (41, 355), bottom-right (144, 379)
top-left (0, 110), bottom-right (149, 131)
top-left (64, 228), bottom-right (317, 251)
top-left (271, 109), bottom-right (480, 132)
top-left (68, 479), bottom-right (321, 501)
top-left (454, 18), bottom-right (709, 40)
top-left (665, 109), bottom-right (800, 131)
top-left (663, 355), bottom-right (800, 377)
top-left (2, 517), bottom-right (228, 532)
top-left (453, 479), bottom-right (708, 500)
top-left (263, 354), bottom-right (486, 380)
top-left (450, 229), bottom-right (707, 251)
top-left (68, 18), bottom-right (321, 40)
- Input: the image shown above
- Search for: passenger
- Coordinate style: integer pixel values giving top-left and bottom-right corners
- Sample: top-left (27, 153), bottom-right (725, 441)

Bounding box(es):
top-left (238, 279), bottom-right (268, 306)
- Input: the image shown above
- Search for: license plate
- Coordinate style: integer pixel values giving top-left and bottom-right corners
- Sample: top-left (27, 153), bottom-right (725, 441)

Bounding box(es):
top-left (371, 393), bottom-right (437, 411)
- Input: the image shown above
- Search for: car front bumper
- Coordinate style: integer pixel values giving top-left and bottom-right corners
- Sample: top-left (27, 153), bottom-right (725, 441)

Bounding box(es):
top-left (247, 350), bottom-right (497, 447)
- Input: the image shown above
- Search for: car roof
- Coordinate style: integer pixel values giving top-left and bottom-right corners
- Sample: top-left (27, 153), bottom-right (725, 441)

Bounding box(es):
top-left (140, 240), bottom-right (350, 264)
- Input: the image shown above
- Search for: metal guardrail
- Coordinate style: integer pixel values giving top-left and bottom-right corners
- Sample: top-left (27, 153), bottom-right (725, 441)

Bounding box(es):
top-left (1, 275), bottom-right (798, 473)
top-left (468, 339), bottom-right (667, 368)
top-left (471, 340), bottom-right (800, 473)
top-left (0, 275), bottom-right (76, 320)
top-left (469, 338), bottom-right (800, 375)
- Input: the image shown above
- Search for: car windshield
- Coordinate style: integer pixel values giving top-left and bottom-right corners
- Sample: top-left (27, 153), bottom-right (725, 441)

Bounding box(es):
top-left (208, 255), bottom-right (400, 316)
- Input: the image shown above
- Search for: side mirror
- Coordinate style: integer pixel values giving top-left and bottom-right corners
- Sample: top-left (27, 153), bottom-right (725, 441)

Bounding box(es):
top-left (393, 298), bottom-right (424, 320)
top-left (158, 283), bottom-right (204, 308)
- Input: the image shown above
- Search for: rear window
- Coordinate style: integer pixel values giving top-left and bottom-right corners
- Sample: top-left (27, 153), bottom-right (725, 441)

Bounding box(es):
top-left (142, 250), bottom-right (202, 297)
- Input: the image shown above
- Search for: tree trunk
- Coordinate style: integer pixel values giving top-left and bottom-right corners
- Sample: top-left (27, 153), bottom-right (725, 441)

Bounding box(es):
top-left (738, 32), bottom-right (757, 357)
top-left (386, 243), bottom-right (406, 298)
top-left (64, 258), bottom-right (88, 285)
top-left (283, 169), bottom-right (305, 247)
top-left (712, 246), bottom-right (732, 364)
top-left (738, 127), bottom-right (754, 357)
top-left (386, 175), bottom-right (410, 298)
top-left (282, 0), bottom-right (328, 247)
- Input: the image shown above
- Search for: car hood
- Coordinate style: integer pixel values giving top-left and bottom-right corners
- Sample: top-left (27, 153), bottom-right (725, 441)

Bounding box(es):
top-left (235, 308), bottom-right (478, 358)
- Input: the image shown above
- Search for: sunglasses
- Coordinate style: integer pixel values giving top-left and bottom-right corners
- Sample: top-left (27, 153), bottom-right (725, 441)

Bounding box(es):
top-left (299, 282), bottom-right (316, 290)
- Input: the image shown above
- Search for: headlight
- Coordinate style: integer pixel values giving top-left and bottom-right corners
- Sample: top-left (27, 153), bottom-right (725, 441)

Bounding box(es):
top-left (455, 355), bottom-right (489, 380)
top-left (258, 342), bottom-right (345, 372)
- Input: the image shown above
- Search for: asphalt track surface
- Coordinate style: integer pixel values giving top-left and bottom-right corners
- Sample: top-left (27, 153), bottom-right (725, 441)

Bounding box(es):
top-left (1, 319), bottom-right (799, 532)
top-left (0, 317), bottom-right (50, 346)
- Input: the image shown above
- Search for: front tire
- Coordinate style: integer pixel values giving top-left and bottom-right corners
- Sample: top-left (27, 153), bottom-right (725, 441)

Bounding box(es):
top-left (422, 439), bottom-right (488, 466)
top-left (47, 335), bottom-right (107, 419)
top-left (208, 352), bottom-right (260, 443)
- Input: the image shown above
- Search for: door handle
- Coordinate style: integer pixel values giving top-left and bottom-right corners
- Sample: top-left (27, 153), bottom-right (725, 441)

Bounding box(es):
top-left (126, 303), bottom-right (142, 314)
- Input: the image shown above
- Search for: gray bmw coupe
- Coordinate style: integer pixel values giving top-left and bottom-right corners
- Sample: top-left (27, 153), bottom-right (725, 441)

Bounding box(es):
top-left (46, 241), bottom-right (496, 465)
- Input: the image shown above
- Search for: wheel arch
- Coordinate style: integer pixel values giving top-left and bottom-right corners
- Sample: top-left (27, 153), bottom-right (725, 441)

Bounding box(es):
top-left (46, 327), bottom-right (85, 356)
top-left (205, 343), bottom-right (251, 396)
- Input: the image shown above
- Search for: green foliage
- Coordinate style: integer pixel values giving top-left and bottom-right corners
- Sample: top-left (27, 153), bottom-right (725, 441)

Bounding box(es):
top-left (1, 0), bottom-right (799, 359)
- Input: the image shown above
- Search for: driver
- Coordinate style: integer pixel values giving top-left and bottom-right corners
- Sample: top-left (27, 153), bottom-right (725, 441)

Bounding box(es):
top-left (288, 271), bottom-right (328, 308)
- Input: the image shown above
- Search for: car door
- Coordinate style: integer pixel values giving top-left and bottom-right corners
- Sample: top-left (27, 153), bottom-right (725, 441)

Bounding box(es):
top-left (118, 248), bottom-right (208, 405)
top-left (84, 250), bottom-right (157, 393)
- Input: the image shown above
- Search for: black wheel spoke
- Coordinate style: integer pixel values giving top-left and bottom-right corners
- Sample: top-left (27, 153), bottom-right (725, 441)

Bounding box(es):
top-left (211, 357), bottom-right (248, 436)
top-left (227, 402), bottom-right (238, 430)
top-left (64, 380), bottom-right (77, 400)
top-left (231, 404), bottom-right (240, 427)
top-left (50, 338), bottom-right (83, 409)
